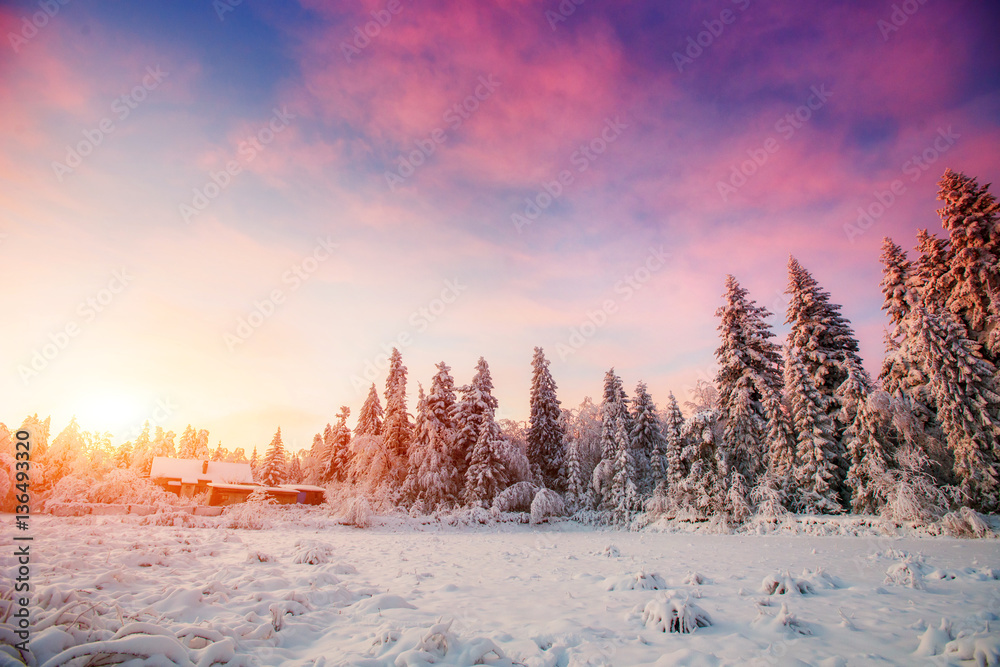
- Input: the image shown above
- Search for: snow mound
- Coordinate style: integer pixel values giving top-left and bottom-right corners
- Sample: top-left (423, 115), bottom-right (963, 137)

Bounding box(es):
top-left (761, 571), bottom-right (814, 595)
top-left (915, 618), bottom-right (953, 656)
top-left (604, 570), bottom-right (668, 591)
top-left (244, 550), bottom-right (275, 563)
top-left (944, 631), bottom-right (1000, 664)
top-left (352, 593), bottom-right (417, 614)
top-left (600, 544), bottom-right (621, 557)
top-left (530, 488), bottom-right (566, 524)
top-left (800, 567), bottom-right (844, 590)
top-left (682, 571), bottom-right (708, 586)
top-left (642, 594), bottom-right (713, 634)
top-left (754, 602), bottom-right (813, 636)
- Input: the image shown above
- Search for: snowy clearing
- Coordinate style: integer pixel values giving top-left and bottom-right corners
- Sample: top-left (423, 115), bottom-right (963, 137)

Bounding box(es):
top-left (3, 511), bottom-right (1000, 666)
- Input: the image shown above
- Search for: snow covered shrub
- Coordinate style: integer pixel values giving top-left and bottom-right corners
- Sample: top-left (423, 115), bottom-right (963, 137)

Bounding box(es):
top-left (884, 560), bottom-right (925, 589)
top-left (88, 468), bottom-right (178, 506)
top-left (939, 507), bottom-right (994, 538)
top-left (642, 594), bottom-right (713, 633)
top-left (771, 602), bottom-right (812, 635)
top-left (342, 496), bottom-right (372, 528)
top-left (492, 481), bottom-right (536, 513)
top-left (292, 541), bottom-right (336, 564)
top-left (0, 453), bottom-right (14, 513)
top-left (604, 571), bottom-right (667, 591)
top-left (529, 488), bottom-right (565, 524)
top-left (223, 489), bottom-right (278, 530)
top-left (43, 474), bottom-right (90, 509)
top-left (245, 550), bottom-right (275, 563)
top-left (682, 571), bottom-right (707, 586)
top-left (760, 571), bottom-right (814, 596)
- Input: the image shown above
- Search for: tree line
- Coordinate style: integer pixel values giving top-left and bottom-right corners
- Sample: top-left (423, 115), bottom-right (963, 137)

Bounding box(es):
top-left (2, 168), bottom-right (997, 523)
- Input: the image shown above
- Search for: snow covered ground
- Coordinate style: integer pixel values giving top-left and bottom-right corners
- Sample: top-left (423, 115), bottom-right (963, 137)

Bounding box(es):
top-left (3, 510), bottom-right (1000, 666)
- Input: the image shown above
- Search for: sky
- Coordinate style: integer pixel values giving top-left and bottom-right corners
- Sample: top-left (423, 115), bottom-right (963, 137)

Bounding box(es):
top-left (1, 0), bottom-right (999, 454)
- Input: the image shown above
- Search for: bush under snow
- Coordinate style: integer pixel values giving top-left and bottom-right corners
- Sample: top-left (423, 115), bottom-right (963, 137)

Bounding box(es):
top-left (642, 594), bottom-right (713, 634)
top-left (530, 488), bottom-right (566, 524)
top-left (493, 481), bottom-right (537, 513)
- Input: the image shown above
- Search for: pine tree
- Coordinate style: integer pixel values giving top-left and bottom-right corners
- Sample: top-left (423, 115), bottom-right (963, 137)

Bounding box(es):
top-left (249, 446), bottom-right (259, 481)
top-left (129, 422), bottom-right (154, 475)
top-left (600, 369), bottom-right (629, 462)
top-left (609, 420), bottom-right (641, 523)
top-left (383, 348), bottom-right (412, 461)
top-left (838, 357), bottom-right (891, 513)
top-left (880, 237), bottom-right (913, 329)
top-left (785, 349), bottom-right (843, 514)
top-left (910, 228), bottom-right (952, 309)
top-left (527, 347), bottom-right (565, 489)
top-left (257, 428), bottom-right (286, 486)
top-left (937, 169), bottom-right (1000, 361)
top-left (356, 384), bottom-right (384, 437)
top-left (879, 239), bottom-right (937, 430)
top-left (463, 405), bottom-right (510, 507)
top-left (907, 304), bottom-right (1000, 510)
top-left (177, 425), bottom-right (198, 459)
top-left (785, 256), bottom-right (866, 398)
top-left (562, 438), bottom-right (586, 511)
top-left (662, 392), bottom-right (686, 489)
top-left (675, 409), bottom-right (727, 518)
top-left (44, 417), bottom-right (85, 485)
top-left (322, 407), bottom-right (353, 483)
top-left (454, 357), bottom-right (500, 484)
top-left (288, 454), bottom-right (303, 484)
top-left (630, 381), bottom-right (665, 494)
top-left (152, 427), bottom-right (176, 459)
top-left (715, 275), bottom-right (783, 486)
top-left (785, 257), bottom-right (867, 481)
top-left (405, 364), bottom-right (460, 509)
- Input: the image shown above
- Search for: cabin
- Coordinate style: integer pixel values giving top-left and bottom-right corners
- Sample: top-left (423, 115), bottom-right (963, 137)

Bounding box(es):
top-left (149, 457), bottom-right (326, 506)
top-left (150, 457), bottom-right (254, 500)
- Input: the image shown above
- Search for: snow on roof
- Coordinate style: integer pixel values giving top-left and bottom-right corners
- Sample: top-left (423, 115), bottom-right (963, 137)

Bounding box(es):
top-left (207, 483), bottom-right (258, 491)
top-left (278, 484), bottom-right (327, 492)
top-left (150, 457), bottom-right (254, 484)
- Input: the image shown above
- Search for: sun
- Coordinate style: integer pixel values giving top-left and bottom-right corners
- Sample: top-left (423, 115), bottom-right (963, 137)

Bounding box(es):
top-left (72, 391), bottom-right (149, 437)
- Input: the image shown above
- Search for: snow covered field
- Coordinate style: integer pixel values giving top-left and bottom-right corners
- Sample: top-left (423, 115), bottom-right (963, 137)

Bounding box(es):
top-left (3, 511), bottom-right (1000, 666)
